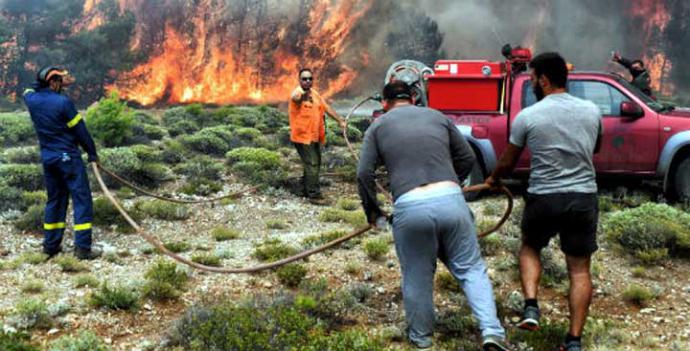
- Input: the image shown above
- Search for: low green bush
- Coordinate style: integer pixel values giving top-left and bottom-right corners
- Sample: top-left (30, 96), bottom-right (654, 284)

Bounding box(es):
top-left (89, 283), bottom-right (139, 310)
top-left (325, 123), bottom-right (363, 146)
top-left (168, 120), bottom-right (200, 137)
top-left (318, 208), bottom-right (367, 227)
top-left (54, 255), bottom-right (88, 273)
top-left (20, 191), bottom-right (46, 210)
top-left (142, 260), bottom-right (189, 301)
top-left (17, 252), bottom-right (48, 265)
top-left (363, 238), bottom-right (389, 261)
top-left (191, 253), bottom-right (221, 267)
top-left (302, 230), bottom-right (352, 249)
top-left (137, 200), bottom-right (189, 221)
top-left (226, 147), bottom-right (286, 186)
top-left (509, 320), bottom-right (568, 351)
top-left (98, 147), bottom-right (141, 188)
top-left (48, 330), bottom-right (111, 351)
top-left (174, 155), bottom-right (225, 181)
top-left (436, 270), bottom-right (460, 292)
top-left (14, 204), bottom-right (43, 233)
top-left (93, 197), bottom-right (142, 233)
top-left (436, 307), bottom-right (479, 339)
top-left (2, 146), bottom-right (40, 164)
top-left (211, 227), bottom-right (240, 241)
top-left (86, 92), bottom-right (135, 147)
top-left (14, 298), bottom-right (51, 329)
top-left (163, 241), bottom-right (190, 253)
top-left (541, 248), bottom-right (568, 287)
top-left (0, 328), bottom-right (37, 350)
top-left (161, 139), bottom-right (187, 165)
top-left (604, 203), bottom-right (690, 258)
top-left (20, 280), bottom-right (44, 294)
top-left (129, 144), bottom-right (164, 163)
top-left (179, 179), bottom-right (222, 196)
top-left (335, 198), bottom-right (360, 211)
top-left (0, 164), bottom-right (43, 191)
top-left (252, 239), bottom-right (299, 262)
top-left (73, 274), bottom-right (99, 288)
top-left (636, 248), bottom-right (669, 265)
top-left (0, 182), bottom-right (23, 212)
top-left (0, 112), bottom-right (35, 147)
top-left (622, 284), bottom-right (655, 306)
top-left (277, 264), bottom-right (308, 288)
top-left (182, 126), bottom-right (236, 156)
top-left (266, 219), bottom-right (288, 230)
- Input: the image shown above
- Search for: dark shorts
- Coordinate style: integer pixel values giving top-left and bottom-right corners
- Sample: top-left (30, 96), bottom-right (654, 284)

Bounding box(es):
top-left (521, 192), bottom-right (599, 257)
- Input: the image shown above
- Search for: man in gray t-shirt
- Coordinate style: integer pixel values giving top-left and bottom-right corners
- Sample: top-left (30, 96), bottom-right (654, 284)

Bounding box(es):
top-left (487, 53), bottom-right (602, 351)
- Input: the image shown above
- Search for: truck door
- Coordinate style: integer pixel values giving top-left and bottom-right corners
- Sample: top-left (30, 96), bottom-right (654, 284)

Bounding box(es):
top-left (519, 79), bottom-right (659, 172)
top-left (567, 80), bottom-right (659, 172)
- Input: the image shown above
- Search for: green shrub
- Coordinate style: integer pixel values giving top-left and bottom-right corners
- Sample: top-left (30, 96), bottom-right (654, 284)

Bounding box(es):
top-left (20, 191), bottom-right (46, 210)
top-left (163, 241), bottom-right (190, 253)
top-left (344, 262), bottom-right (362, 275)
top-left (129, 144), bottom-right (164, 163)
top-left (604, 203), bottom-right (690, 258)
top-left (182, 126), bottom-right (236, 156)
top-left (179, 179), bottom-right (222, 196)
top-left (174, 155), bottom-right (225, 181)
top-left (635, 248), bottom-right (669, 265)
top-left (335, 198), bottom-right (360, 211)
top-left (142, 124), bottom-right (167, 140)
top-left (133, 162), bottom-right (173, 187)
top-left (142, 260), bottom-right (189, 300)
top-left (0, 112), bottom-right (35, 147)
top-left (161, 139), bottom-right (187, 164)
top-left (347, 282), bottom-right (373, 303)
top-left (14, 299), bottom-right (51, 329)
top-left (14, 204), bottom-right (43, 233)
top-left (93, 197), bottom-right (142, 233)
top-left (622, 284), bottom-right (655, 306)
top-left (541, 248), bottom-right (568, 287)
top-left (303, 330), bottom-right (385, 351)
top-left (325, 123), bottom-right (363, 146)
top-left (211, 227), bottom-right (240, 241)
top-left (363, 238), bottom-right (389, 261)
top-left (479, 234), bottom-right (503, 256)
top-left (137, 200), bottom-right (189, 221)
top-left (302, 230), bottom-right (351, 249)
top-left (89, 283), bottom-right (139, 310)
top-left (0, 164), bottom-right (43, 191)
top-left (73, 274), bottom-right (99, 288)
top-left (277, 264), bottom-right (308, 288)
top-left (253, 239), bottom-right (299, 262)
top-left (168, 120), bottom-right (200, 137)
top-left (226, 147), bottom-right (286, 186)
top-left (0, 328), bottom-right (37, 350)
top-left (509, 320), bottom-right (568, 351)
top-left (436, 270), bottom-right (460, 292)
top-left (436, 308), bottom-right (479, 338)
top-left (48, 330), bottom-right (111, 351)
top-left (2, 146), bottom-right (40, 164)
top-left (318, 208), bottom-right (367, 227)
top-left (98, 147), bottom-right (141, 188)
top-left (54, 255), bottom-right (88, 272)
top-left (0, 182), bottom-right (23, 211)
top-left (17, 252), bottom-right (48, 265)
top-left (266, 219), bottom-right (288, 230)
top-left (191, 253), bottom-right (221, 267)
top-left (20, 280), bottom-right (44, 294)
top-left (86, 92), bottom-right (135, 147)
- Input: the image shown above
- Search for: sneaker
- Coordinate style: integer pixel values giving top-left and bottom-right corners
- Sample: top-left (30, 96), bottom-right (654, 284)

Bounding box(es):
top-left (482, 335), bottom-right (512, 351)
top-left (75, 247), bottom-right (102, 260)
top-left (516, 305), bottom-right (540, 331)
top-left (558, 340), bottom-right (582, 351)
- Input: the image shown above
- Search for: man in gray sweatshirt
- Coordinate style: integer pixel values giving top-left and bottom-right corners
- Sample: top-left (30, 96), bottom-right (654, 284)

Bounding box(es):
top-left (357, 81), bottom-right (510, 351)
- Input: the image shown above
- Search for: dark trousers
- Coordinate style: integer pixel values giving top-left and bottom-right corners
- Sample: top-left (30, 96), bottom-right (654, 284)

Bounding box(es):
top-left (293, 142), bottom-right (322, 198)
top-left (42, 155), bottom-right (94, 253)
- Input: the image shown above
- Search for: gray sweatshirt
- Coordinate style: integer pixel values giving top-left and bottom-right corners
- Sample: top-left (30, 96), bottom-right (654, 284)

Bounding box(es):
top-left (356, 104), bottom-right (476, 221)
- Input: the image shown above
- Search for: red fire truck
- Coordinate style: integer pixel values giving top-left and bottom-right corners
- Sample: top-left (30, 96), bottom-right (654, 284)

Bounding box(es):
top-left (386, 47), bottom-right (690, 201)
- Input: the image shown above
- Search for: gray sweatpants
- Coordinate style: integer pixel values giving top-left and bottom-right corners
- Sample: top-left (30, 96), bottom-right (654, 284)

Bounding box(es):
top-left (392, 186), bottom-right (505, 344)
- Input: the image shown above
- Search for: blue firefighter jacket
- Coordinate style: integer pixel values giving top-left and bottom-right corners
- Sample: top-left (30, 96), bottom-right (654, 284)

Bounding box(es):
top-left (22, 87), bottom-right (98, 163)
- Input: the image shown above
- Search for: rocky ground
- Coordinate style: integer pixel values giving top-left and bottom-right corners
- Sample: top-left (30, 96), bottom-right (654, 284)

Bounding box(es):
top-left (1, 171), bottom-right (689, 350)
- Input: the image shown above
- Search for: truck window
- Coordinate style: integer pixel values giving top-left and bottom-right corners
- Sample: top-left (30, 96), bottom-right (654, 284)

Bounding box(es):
top-left (521, 80), bottom-right (630, 116)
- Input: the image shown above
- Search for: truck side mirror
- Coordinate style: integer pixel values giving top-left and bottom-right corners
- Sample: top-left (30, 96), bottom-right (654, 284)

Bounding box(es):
top-left (620, 101), bottom-right (644, 118)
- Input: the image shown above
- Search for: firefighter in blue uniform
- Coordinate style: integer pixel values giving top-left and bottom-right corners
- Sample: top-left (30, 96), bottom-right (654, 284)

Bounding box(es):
top-left (23, 66), bottom-right (102, 260)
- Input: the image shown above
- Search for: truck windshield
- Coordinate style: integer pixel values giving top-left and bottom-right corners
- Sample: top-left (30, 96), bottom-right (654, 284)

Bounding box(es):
top-left (613, 76), bottom-right (665, 112)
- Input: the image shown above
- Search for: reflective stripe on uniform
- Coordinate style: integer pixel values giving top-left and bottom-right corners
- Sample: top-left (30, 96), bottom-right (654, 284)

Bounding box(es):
top-left (74, 222), bottom-right (92, 231)
top-left (23, 88), bottom-right (35, 96)
top-left (66, 113), bottom-right (82, 128)
top-left (44, 222), bottom-right (66, 230)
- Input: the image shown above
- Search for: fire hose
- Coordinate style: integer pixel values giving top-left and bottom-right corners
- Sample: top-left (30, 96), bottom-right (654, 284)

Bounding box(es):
top-left (90, 98), bottom-right (513, 273)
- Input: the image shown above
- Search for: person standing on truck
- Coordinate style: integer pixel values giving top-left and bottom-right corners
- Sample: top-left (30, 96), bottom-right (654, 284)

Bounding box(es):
top-left (288, 68), bottom-right (347, 205)
top-left (23, 66), bottom-right (102, 260)
top-left (612, 52), bottom-right (653, 97)
top-left (487, 53), bottom-right (602, 351)
top-left (357, 81), bottom-right (511, 351)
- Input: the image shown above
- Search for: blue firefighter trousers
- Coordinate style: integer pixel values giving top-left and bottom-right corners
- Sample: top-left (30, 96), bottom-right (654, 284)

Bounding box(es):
top-left (392, 186), bottom-right (505, 345)
top-left (42, 154), bottom-right (94, 253)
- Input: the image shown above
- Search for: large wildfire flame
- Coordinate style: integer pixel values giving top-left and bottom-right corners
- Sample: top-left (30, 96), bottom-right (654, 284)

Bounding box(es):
top-left (95, 0), bottom-right (372, 106)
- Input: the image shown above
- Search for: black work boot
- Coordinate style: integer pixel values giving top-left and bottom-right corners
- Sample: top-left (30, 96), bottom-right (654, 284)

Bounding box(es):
top-left (42, 247), bottom-right (62, 259)
top-left (75, 246), bottom-right (102, 260)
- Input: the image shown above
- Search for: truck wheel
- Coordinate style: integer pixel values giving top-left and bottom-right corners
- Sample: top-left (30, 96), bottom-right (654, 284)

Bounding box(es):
top-left (673, 156), bottom-right (690, 202)
top-left (463, 161), bottom-right (485, 202)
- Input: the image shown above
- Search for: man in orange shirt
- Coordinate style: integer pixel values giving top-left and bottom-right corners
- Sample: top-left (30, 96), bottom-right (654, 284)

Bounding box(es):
top-left (289, 68), bottom-right (346, 202)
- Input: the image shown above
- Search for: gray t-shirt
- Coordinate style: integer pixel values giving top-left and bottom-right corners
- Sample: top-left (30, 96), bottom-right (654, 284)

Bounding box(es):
top-left (510, 93), bottom-right (602, 194)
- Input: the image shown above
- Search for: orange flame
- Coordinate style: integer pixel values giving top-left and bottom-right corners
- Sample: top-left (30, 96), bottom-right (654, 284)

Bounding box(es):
top-left (628, 0), bottom-right (673, 95)
top-left (108, 0), bottom-right (373, 105)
